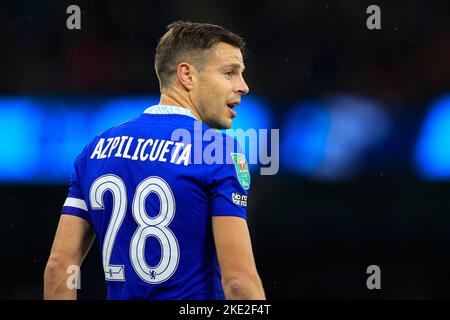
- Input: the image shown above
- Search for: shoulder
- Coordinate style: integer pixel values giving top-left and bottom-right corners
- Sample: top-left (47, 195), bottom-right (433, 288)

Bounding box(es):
top-left (199, 124), bottom-right (243, 152)
top-left (73, 124), bottom-right (120, 166)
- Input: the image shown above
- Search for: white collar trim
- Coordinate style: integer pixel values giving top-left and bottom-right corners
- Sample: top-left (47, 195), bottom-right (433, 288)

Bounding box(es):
top-left (144, 105), bottom-right (197, 120)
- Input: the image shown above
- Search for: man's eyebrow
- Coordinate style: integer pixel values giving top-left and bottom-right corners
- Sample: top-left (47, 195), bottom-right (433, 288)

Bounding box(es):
top-left (221, 63), bottom-right (245, 71)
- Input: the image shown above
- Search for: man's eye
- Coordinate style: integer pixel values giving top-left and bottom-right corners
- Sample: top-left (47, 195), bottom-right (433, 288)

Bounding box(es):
top-left (225, 71), bottom-right (234, 78)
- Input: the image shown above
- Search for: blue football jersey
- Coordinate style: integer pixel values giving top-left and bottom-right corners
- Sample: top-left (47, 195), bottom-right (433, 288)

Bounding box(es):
top-left (61, 105), bottom-right (250, 300)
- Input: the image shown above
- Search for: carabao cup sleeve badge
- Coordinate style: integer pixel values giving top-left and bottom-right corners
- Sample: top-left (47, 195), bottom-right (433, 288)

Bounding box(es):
top-left (231, 153), bottom-right (251, 190)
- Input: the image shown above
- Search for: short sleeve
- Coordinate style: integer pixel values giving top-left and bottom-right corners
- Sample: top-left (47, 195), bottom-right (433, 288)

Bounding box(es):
top-left (207, 135), bottom-right (251, 219)
top-left (61, 149), bottom-right (91, 223)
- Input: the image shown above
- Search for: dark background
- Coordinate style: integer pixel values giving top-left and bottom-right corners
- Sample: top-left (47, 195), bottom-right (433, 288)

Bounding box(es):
top-left (1, 0), bottom-right (450, 299)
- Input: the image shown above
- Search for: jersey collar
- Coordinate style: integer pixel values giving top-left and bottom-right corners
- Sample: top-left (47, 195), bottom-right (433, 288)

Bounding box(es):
top-left (144, 105), bottom-right (198, 120)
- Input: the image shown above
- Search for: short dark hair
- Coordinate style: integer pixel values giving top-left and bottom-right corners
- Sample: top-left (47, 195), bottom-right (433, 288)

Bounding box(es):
top-left (154, 21), bottom-right (245, 89)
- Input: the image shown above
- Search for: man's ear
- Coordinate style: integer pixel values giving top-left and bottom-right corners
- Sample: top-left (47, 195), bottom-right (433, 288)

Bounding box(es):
top-left (176, 62), bottom-right (196, 91)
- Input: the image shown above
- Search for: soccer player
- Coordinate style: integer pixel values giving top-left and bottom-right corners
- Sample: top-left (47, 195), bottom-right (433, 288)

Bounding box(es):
top-left (44, 21), bottom-right (265, 300)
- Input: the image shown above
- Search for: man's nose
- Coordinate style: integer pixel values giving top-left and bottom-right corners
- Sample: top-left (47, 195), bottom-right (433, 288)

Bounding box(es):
top-left (237, 76), bottom-right (250, 95)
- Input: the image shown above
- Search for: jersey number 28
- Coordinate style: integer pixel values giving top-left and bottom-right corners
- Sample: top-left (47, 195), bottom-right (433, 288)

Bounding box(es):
top-left (89, 174), bottom-right (179, 284)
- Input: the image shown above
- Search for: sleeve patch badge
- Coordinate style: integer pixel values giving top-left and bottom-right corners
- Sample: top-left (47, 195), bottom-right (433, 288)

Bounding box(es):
top-left (231, 153), bottom-right (251, 190)
top-left (232, 192), bottom-right (248, 207)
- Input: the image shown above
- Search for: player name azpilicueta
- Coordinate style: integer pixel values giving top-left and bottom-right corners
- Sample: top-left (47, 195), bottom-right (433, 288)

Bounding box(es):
top-left (90, 136), bottom-right (191, 166)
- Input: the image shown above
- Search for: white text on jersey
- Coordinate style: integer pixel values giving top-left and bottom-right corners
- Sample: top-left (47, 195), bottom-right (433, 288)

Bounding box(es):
top-left (90, 136), bottom-right (192, 166)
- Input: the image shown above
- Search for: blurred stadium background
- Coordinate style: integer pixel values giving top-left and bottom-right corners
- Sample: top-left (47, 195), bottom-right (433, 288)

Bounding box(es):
top-left (1, 0), bottom-right (450, 299)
